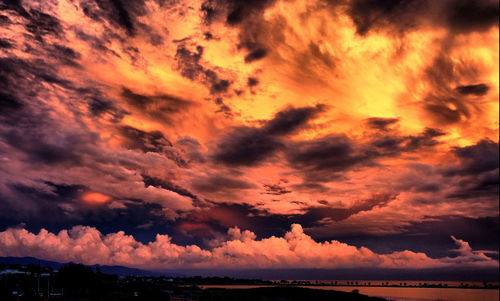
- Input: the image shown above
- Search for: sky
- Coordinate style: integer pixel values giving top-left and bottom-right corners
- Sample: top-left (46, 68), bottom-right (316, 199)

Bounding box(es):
top-left (0, 0), bottom-right (498, 275)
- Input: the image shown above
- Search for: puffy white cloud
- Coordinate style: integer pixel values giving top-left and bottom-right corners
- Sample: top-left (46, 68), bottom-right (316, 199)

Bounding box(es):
top-left (0, 224), bottom-right (497, 270)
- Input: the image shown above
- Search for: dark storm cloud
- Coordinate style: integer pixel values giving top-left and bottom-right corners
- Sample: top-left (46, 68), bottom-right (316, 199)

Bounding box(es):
top-left (424, 102), bottom-right (466, 124)
top-left (262, 184), bottom-right (291, 195)
top-left (121, 87), bottom-right (192, 111)
top-left (174, 45), bottom-right (232, 95)
top-left (0, 57), bottom-right (114, 169)
top-left (371, 127), bottom-right (445, 153)
top-left (0, 182), bottom-right (82, 228)
top-left (50, 44), bottom-right (82, 67)
top-left (119, 125), bottom-right (190, 167)
top-left (142, 174), bottom-right (198, 200)
top-left (25, 9), bottom-right (63, 40)
top-left (118, 125), bottom-right (186, 161)
top-left (205, 70), bottom-right (231, 94)
top-left (244, 48), bottom-right (268, 63)
top-left (120, 87), bottom-right (193, 122)
top-left (105, 0), bottom-right (135, 35)
top-left (455, 83), bottom-right (490, 96)
top-left (347, 0), bottom-right (499, 35)
top-left (403, 127), bottom-right (446, 151)
top-left (285, 135), bottom-right (369, 180)
top-left (365, 117), bottom-right (399, 131)
top-left (0, 182), bottom-right (90, 227)
top-left (247, 77), bottom-right (259, 87)
top-left (191, 174), bottom-right (256, 193)
top-left (449, 139), bottom-right (499, 175)
top-left (213, 105), bottom-right (324, 166)
top-left (200, 0), bottom-right (279, 67)
top-left (174, 45), bottom-right (204, 80)
top-left (0, 57), bottom-right (74, 104)
top-left (79, 0), bottom-right (167, 46)
top-left (291, 182), bottom-right (329, 193)
top-left (225, 0), bottom-right (273, 25)
top-left (0, 38), bottom-right (14, 49)
top-left (288, 127), bottom-right (445, 182)
top-left (80, 0), bottom-right (147, 36)
top-left (347, 0), bottom-right (429, 35)
top-left (119, 125), bottom-right (172, 152)
top-left (0, 14), bottom-right (12, 25)
top-left (0, 57), bottom-right (116, 165)
top-left (442, 139), bottom-right (499, 200)
top-left (0, 4), bottom-right (63, 44)
top-left (444, 0), bottom-right (500, 33)
top-left (264, 105), bottom-right (326, 135)
top-left (445, 170), bottom-right (499, 199)
top-left (0, 0), bottom-right (28, 16)
top-left (138, 23), bottom-right (164, 46)
top-left (201, 0), bottom-right (276, 25)
top-left (1, 124), bottom-right (95, 166)
top-left (87, 96), bottom-right (127, 122)
top-left (213, 127), bottom-right (282, 166)
top-left (175, 137), bottom-right (206, 163)
top-left (73, 29), bottom-right (121, 57)
top-left (295, 194), bottom-right (396, 225)
top-left (0, 91), bottom-right (23, 114)
top-left (369, 135), bottom-right (404, 152)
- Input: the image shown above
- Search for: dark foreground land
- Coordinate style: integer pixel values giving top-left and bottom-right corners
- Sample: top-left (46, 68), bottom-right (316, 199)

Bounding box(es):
top-left (198, 287), bottom-right (385, 301)
top-left (1, 262), bottom-right (384, 301)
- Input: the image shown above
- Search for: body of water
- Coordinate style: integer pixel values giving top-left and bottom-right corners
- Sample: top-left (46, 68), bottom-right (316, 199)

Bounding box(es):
top-left (306, 285), bottom-right (499, 301)
top-left (198, 285), bottom-right (499, 301)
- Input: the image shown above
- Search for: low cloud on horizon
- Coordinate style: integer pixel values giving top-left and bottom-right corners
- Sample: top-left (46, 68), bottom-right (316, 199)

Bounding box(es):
top-left (0, 224), bottom-right (497, 270)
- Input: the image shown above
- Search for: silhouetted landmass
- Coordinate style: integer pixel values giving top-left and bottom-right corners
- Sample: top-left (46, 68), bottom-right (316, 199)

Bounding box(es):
top-left (0, 257), bottom-right (181, 277)
top-left (1, 262), bottom-right (386, 301)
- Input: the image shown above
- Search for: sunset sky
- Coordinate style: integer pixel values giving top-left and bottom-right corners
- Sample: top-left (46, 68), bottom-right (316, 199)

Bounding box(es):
top-left (0, 0), bottom-right (498, 275)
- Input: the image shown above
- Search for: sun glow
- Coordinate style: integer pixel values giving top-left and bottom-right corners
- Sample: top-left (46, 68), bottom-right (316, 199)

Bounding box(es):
top-left (82, 192), bottom-right (112, 204)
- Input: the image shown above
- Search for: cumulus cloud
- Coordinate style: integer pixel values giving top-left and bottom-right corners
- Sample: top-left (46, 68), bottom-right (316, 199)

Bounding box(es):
top-left (0, 224), bottom-right (496, 270)
top-left (446, 235), bottom-right (499, 264)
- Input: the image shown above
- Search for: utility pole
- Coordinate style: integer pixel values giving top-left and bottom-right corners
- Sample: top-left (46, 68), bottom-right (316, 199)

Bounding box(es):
top-left (47, 275), bottom-right (50, 300)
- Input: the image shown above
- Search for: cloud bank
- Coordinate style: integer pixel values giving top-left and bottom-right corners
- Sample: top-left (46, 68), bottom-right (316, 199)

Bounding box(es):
top-left (0, 224), bottom-right (497, 270)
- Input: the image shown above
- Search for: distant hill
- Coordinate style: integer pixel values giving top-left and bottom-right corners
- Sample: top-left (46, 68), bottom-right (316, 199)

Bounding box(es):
top-left (0, 256), bottom-right (184, 277)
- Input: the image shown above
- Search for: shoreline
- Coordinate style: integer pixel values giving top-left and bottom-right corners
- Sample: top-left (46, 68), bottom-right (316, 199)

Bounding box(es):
top-left (190, 284), bottom-right (500, 290)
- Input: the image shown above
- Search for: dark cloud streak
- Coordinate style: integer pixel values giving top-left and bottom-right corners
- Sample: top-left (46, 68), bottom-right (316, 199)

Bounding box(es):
top-left (213, 105), bottom-right (324, 166)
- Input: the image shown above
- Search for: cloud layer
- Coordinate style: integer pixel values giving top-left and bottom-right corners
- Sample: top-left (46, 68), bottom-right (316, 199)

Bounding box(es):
top-left (0, 224), bottom-right (497, 270)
